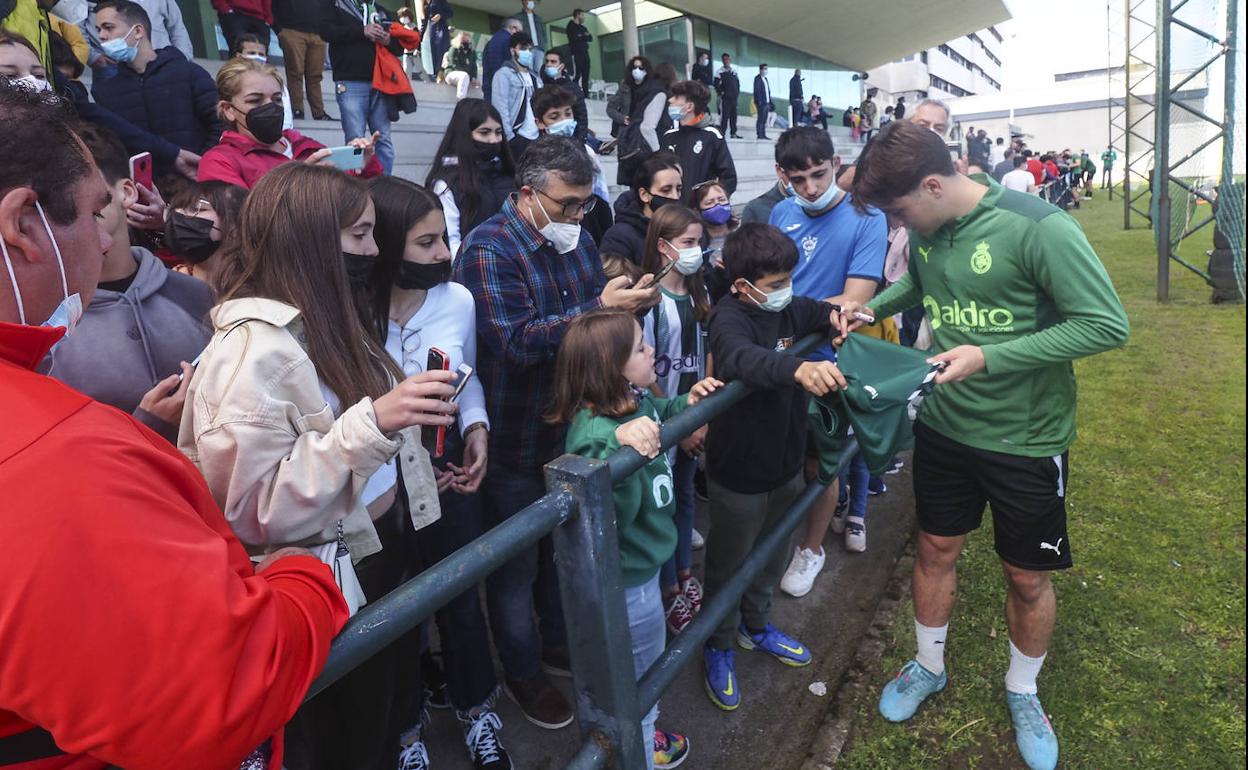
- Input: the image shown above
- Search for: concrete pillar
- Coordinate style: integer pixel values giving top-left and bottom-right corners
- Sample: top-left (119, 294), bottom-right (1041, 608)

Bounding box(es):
top-left (621, 0), bottom-right (639, 59)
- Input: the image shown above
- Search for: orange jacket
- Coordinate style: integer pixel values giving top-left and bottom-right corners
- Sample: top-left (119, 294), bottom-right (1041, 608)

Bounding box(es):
top-left (373, 23), bottom-right (421, 95)
top-left (0, 322), bottom-right (349, 769)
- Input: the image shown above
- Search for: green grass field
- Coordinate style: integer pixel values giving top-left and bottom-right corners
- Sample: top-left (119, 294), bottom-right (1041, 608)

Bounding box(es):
top-left (838, 192), bottom-right (1247, 769)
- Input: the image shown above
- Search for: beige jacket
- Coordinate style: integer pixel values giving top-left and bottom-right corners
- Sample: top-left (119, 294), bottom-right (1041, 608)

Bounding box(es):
top-left (177, 297), bottom-right (440, 563)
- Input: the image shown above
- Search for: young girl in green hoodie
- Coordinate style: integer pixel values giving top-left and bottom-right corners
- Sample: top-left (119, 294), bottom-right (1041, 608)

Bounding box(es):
top-left (549, 309), bottom-right (722, 770)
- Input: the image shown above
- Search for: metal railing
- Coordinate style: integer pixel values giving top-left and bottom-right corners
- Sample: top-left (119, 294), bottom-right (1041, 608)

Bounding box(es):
top-left (305, 332), bottom-right (857, 769)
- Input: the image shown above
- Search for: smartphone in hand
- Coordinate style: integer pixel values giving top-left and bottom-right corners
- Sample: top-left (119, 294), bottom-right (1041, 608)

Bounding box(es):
top-left (325, 145), bottom-right (366, 172)
top-left (423, 348), bottom-right (450, 458)
top-left (129, 152), bottom-right (153, 191)
top-left (635, 257), bottom-right (677, 290)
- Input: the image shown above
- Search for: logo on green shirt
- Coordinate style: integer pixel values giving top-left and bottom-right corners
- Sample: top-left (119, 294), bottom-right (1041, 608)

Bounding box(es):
top-left (971, 241), bottom-right (993, 274)
top-left (917, 245), bottom-right (932, 263)
top-left (923, 296), bottom-right (1015, 332)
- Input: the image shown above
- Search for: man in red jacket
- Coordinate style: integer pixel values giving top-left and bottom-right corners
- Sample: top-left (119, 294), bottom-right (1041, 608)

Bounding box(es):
top-left (214, 0), bottom-right (274, 54)
top-left (0, 83), bottom-right (347, 770)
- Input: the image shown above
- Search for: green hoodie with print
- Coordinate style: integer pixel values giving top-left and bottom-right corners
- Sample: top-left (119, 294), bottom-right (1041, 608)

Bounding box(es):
top-left (565, 392), bottom-right (690, 587)
top-left (871, 174), bottom-right (1129, 458)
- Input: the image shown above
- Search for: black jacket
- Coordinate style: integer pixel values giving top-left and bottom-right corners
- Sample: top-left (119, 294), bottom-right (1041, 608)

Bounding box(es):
top-left (566, 20), bottom-right (591, 57)
top-left (789, 75), bottom-right (803, 101)
top-left (752, 74), bottom-right (770, 110)
top-left (692, 61), bottom-right (713, 87)
top-left (706, 294), bottom-right (834, 494)
top-left (322, 0), bottom-right (404, 82)
top-left (274, 0), bottom-right (324, 32)
top-left (662, 121), bottom-right (737, 196)
top-left (599, 191), bottom-right (648, 263)
top-left (713, 67), bottom-right (739, 98)
top-left (90, 48), bottom-right (223, 156)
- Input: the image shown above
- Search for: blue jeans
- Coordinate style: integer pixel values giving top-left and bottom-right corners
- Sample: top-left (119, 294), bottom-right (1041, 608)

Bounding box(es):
top-left (334, 80), bottom-right (394, 174)
top-left (480, 461), bottom-right (566, 681)
top-left (625, 572), bottom-right (666, 770)
top-left (659, 450), bottom-right (696, 589)
top-left (838, 450), bottom-right (870, 520)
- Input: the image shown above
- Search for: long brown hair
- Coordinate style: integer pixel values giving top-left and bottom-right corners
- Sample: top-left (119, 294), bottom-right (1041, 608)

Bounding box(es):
top-left (641, 205), bottom-right (711, 321)
top-left (547, 310), bottom-right (640, 425)
top-left (215, 163), bottom-right (402, 406)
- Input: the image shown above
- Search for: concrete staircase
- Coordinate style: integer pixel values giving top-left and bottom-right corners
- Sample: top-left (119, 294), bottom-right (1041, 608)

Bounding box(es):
top-left (195, 59), bottom-right (865, 206)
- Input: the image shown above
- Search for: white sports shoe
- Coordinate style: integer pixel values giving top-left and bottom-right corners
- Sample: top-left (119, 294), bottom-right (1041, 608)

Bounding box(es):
top-left (845, 517), bottom-right (867, 553)
top-left (780, 546), bottom-right (826, 597)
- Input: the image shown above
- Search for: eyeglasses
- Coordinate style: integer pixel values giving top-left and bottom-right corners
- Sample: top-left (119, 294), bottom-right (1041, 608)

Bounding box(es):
top-left (399, 327), bottom-right (423, 373)
top-left (536, 188), bottom-right (597, 218)
top-left (690, 178), bottom-right (722, 192)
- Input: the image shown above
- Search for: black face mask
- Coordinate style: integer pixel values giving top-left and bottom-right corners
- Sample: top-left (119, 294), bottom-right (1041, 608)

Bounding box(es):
top-left (645, 193), bottom-right (679, 214)
top-left (164, 213), bottom-right (218, 264)
top-left (394, 260), bottom-right (451, 290)
top-left (244, 101), bottom-right (285, 145)
top-left (343, 252), bottom-right (376, 291)
top-left (472, 138), bottom-right (502, 163)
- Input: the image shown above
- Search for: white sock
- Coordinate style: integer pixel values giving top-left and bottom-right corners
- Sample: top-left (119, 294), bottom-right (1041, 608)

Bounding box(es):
top-left (1004, 640), bottom-right (1046, 695)
top-left (914, 620), bottom-right (947, 675)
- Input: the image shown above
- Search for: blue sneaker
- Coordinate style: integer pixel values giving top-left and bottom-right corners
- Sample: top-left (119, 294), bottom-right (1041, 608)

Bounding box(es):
top-left (703, 646), bottom-right (739, 710)
top-left (736, 623), bottom-right (812, 667)
top-left (878, 659), bottom-right (947, 722)
top-left (1007, 691), bottom-right (1059, 770)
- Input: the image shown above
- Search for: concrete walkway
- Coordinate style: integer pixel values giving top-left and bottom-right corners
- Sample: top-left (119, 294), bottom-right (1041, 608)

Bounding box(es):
top-left (420, 462), bottom-right (918, 769)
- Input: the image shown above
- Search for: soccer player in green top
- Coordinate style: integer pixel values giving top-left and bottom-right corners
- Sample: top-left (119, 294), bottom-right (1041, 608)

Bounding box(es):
top-left (838, 120), bottom-right (1129, 770)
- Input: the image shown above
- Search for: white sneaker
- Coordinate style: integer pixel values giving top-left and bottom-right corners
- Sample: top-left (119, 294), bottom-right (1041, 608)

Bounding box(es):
top-left (691, 527), bottom-right (705, 550)
top-left (780, 546), bottom-right (826, 597)
top-left (845, 517), bottom-right (867, 553)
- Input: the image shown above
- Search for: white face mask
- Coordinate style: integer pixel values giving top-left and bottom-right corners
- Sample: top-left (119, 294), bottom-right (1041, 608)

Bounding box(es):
top-left (664, 239), bottom-right (703, 276)
top-left (528, 193), bottom-right (582, 254)
top-left (1, 201), bottom-right (83, 340)
top-left (744, 280), bottom-right (792, 312)
top-left (632, 67), bottom-right (646, 84)
top-left (11, 74), bottom-right (52, 93)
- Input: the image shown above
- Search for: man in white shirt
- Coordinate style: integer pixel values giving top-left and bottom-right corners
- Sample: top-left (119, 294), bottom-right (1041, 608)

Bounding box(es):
top-left (1001, 155), bottom-right (1036, 193)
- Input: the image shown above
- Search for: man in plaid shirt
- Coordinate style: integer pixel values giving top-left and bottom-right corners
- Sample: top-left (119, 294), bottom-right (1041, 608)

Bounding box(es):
top-left (454, 135), bottom-right (658, 729)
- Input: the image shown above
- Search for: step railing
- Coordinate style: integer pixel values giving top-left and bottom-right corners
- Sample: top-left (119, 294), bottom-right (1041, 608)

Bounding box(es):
top-left (305, 332), bottom-right (855, 770)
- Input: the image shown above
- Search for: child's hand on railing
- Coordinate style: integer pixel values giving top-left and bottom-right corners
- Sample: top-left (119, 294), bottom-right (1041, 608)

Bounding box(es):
top-left (686, 377), bottom-right (725, 406)
top-left (616, 417), bottom-right (662, 459)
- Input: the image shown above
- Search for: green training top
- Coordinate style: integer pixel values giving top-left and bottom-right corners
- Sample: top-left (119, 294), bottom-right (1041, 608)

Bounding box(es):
top-left (565, 393), bottom-right (689, 587)
top-left (872, 174), bottom-right (1129, 457)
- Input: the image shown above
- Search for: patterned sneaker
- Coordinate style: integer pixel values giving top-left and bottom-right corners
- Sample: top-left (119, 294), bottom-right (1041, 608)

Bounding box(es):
top-left (462, 709), bottom-right (513, 770)
top-left (830, 495), bottom-right (849, 534)
top-left (736, 623), bottom-right (812, 667)
top-left (1006, 691), bottom-right (1059, 770)
top-left (702, 646), bottom-right (740, 710)
top-left (681, 576), bottom-right (704, 614)
top-left (845, 517), bottom-right (866, 553)
top-left (398, 740), bottom-right (430, 770)
top-left (780, 546), bottom-right (825, 598)
top-left (878, 659), bottom-right (947, 722)
top-left (665, 593), bottom-right (695, 635)
top-left (653, 729), bottom-right (689, 768)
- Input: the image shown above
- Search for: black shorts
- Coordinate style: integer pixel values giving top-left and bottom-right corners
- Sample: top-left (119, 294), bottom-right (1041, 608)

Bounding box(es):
top-left (913, 421), bottom-right (1072, 571)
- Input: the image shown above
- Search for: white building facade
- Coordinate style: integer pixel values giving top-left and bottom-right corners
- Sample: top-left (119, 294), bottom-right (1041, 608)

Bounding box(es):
top-left (865, 27), bottom-right (1005, 106)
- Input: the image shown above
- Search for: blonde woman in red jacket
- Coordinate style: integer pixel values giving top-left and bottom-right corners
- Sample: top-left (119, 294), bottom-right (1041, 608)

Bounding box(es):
top-left (198, 57), bottom-right (382, 189)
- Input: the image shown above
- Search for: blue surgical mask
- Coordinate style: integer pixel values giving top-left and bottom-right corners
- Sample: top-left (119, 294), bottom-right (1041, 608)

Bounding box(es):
top-left (546, 117), bottom-right (576, 137)
top-left (790, 180), bottom-right (842, 212)
top-left (744, 280), bottom-right (792, 312)
top-left (544, 65), bottom-right (561, 80)
top-left (0, 201), bottom-right (84, 350)
top-left (516, 49), bottom-right (534, 69)
top-left (101, 25), bottom-right (139, 63)
top-left (667, 105), bottom-right (686, 124)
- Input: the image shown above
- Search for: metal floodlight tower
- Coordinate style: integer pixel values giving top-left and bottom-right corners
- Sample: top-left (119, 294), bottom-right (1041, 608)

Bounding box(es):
top-left (1124, 0), bottom-right (1157, 230)
top-left (1152, 0), bottom-right (1238, 300)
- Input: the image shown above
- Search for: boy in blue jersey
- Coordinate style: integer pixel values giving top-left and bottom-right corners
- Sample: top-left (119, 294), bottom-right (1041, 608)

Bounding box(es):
top-left (768, 126), bottom-right (887, 597)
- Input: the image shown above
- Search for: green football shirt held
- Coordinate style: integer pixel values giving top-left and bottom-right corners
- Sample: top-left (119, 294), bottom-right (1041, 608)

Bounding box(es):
top-left (843, 120), bottom-right (1128, 770)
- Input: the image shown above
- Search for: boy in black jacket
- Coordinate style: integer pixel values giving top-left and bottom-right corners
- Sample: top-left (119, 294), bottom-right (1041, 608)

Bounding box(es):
top-left (664, 79), bottom-right (737, 196)
top-left (702, 223), bottom-right (845, 711)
